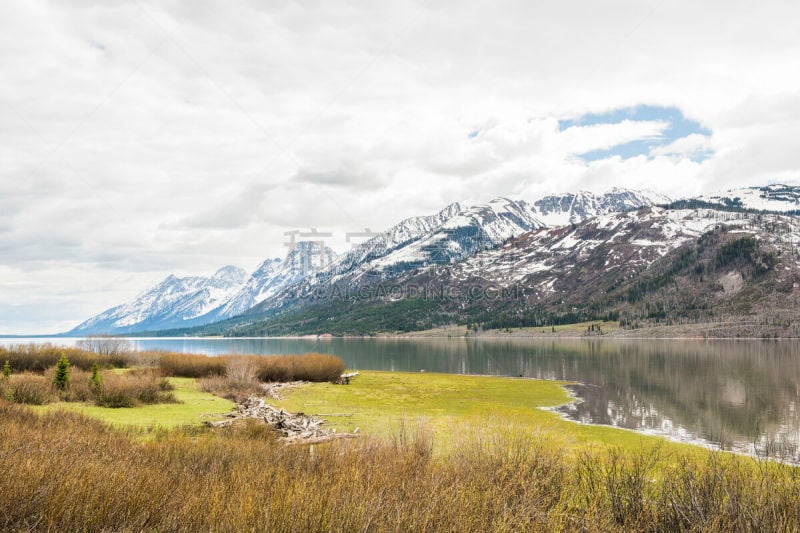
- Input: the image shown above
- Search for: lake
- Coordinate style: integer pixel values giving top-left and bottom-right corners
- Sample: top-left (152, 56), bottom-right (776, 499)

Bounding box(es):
top-left (3, 336), bottom-right (799, 461)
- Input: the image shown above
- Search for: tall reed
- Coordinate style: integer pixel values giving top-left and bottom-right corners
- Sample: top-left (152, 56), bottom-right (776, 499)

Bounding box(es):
top-left (0, 344), bottom-right (136, 372)
top-left (159, 351), bottom-right (346, 383)
top-left (2, 401), bottom-right (799, 531)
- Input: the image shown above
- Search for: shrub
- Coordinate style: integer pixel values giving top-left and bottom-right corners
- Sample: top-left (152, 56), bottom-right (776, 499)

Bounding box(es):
top-left (198, 375), bottom-right (229, 394)
top-left (123, 350), bottom-right (163, 368)
top-left (0, 344), bottom-right (127, 372)
top-left (225, 356), bottom-right (258, 384)
top-left (94, 370), bottom-right (176, 408)
top-left (66, 372), bottom-right (95, 402)
top-left (159, 352), bottom-right (227, 378)
top-left (159, 351), bottom-right (345, 382)
top-left (2, 374), bottom-right (54, 405)
top-left (76, 336), bottom-right (133, 367)
top-left (199, 357), bottom-right (263, 402)
top-left (2, 404), bottom-right (800, 531)
top-left (76, 336), bottom-right (132, 356)
top-left (53, 354), bottom-right (70, 391)
top-left (42, 367), bottom-right (93, 402)
top-left (255, 353), bottom-right (346, 383)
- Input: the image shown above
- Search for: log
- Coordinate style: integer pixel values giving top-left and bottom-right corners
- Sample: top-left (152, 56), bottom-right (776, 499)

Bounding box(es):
top-left (336, 371), bottom-right (360, 385)
top-left (260, 380), bottom-right (306, 401)
top-left (205, 396), bottom-right (359, 443)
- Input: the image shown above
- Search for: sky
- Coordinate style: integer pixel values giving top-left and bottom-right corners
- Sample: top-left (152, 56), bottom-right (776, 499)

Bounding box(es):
top-left (2, 0), bottom-right (800, 334)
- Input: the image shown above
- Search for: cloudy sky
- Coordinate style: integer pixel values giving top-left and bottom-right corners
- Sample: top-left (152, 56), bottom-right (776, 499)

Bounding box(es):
top-left (2, 0), bottom-right (800, 334)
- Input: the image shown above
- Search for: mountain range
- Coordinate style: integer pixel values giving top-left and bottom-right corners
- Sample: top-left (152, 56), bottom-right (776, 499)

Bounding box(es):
top-left (68, 184), bottom-right (800, 337)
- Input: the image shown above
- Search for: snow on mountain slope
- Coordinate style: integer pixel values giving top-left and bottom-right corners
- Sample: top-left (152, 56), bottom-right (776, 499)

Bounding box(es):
top-left (449, 207), bottom-right (796, 292)
top-left (364, 197), bottom-right (545, 273)
top-left (695, 184), bottom-right (800, 212)
top-left (244, 198), bottom-right (547, 315)
top-left (531, 187), bottom-right (671, 226)
top-left (300, 197), bottom-right (546, 289)
top-left (341, 189), bottom-right (668, 281)
top-left (303, 202), bottom-right (462, 287)
top-left (213, 241), bottom-right (337, 320)
top-left (69, 265), bottom-right (248, 334)
top-left (249, 193), bottom-right (668, 314)
top-left (73, 187), bottom-right (792, 335)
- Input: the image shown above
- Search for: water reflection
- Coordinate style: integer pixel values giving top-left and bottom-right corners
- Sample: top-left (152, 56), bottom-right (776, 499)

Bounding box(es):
top-left (129, 337), bottom-right (800, 460)
top-left (3, 337), bottom-right (799, 460)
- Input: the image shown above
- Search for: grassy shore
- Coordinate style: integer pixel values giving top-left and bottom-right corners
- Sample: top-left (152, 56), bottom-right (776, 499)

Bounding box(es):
top-left (4, 352), bottom-right (800, 530)
top-left (274, 370), bottom-right (703, 457)
top-left (3, 387), bottom-right (800, 530)
top-left (34, 377), bottom-right (235, 429)
top-left (31, 368), bottom-right (701, 456)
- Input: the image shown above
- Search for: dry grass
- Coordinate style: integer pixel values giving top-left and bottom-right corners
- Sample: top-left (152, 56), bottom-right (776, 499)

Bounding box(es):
top-left (158, 352), bottom-right (227, 378)
top-left (3, 346), bottom-right (345, 385)
top-left (3, 348), bottom-right (344, 409)
top-left (1, 365), bottom-right (175, 409)
top-left (0, 374), bottom-right (54, 405)
top-left (160, 351), bottom-right (346, 383)
top-left (94, 370), bottom-right (176, 408)
top-left (254, 353), bottom-right (345, 383)
top-left (0, 368), bottom-right (97, 405)
top-left (198, 356), bottom-right (263, 402)
top-left (0, 344), bottom-right (129, 372)
top-left (1, 401), bottom-right (799, 531)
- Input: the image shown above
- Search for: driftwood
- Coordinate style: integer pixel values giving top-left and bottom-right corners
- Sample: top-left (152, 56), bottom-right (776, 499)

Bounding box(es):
top-left (206, 396), bottom-right (358, 443)
top-left (336, 371), bottom-right (360, 385)
top-left (260, 381), bottom-right (305, 401)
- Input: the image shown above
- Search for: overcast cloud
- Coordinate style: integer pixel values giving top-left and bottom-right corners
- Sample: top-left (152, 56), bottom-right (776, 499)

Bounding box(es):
top-left (2, 0), bottom-right (800, 333)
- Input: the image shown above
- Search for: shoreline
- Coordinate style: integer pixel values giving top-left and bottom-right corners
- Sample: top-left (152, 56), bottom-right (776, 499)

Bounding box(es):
top-left (5, 333), bottom-right (800, 342)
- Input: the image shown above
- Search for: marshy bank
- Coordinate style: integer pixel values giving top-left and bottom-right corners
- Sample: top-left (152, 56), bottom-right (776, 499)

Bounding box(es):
top-left (3, 343), bottom-right (800, 530)
top-left (2, 400), bottom-right (800, 531)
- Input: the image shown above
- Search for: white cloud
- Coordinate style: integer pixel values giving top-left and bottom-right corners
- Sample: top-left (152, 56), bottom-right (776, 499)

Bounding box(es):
top-left (2, 0), bottom-right (800, 333)
top-left (650, 133), bottom-right (712, 159)
top-left (557, 120), bottom-right (668, 155)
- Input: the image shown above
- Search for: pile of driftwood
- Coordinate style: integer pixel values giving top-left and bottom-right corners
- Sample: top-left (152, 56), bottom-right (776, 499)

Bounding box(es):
top-left (207, 396), bottom-right (358, 444)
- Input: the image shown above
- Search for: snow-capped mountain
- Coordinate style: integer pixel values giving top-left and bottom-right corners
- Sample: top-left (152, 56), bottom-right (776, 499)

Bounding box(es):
top-left (213, 241), bottom-right (337, 320)
top-left (530, 187), bottom-right (670, 226)
top-left (287, 191), bottom-right (665, 292)
top-left (302, 202), bottom-right (463, 288)
top-left (694, 184), bottom-right (800, 212)
top-left (70, 241), bottom-right (338, 334)
top-left (262, 197), bottom-right (547, 305)
top-left (76, 185), bottom-right (795, 336)
top-left (357, 197), bottom-right (546, 278)
top-left (69, 265), bottom-right (248, 335)
top-left (449, 207), bottom-right (735, 288)
top-left (240, 205), bottom-right (800, 337)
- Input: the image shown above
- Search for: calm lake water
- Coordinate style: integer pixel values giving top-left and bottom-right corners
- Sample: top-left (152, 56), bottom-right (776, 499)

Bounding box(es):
top-left (3, 336), bottom-right (799, 461)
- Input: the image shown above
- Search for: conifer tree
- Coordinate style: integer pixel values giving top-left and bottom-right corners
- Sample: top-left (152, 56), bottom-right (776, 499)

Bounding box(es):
top-left (89, 362), bottom-right (102, 393)
top-left (2, 360), bottom-right (10, 378)
top-left (53, 354), bottom-right (70, 391)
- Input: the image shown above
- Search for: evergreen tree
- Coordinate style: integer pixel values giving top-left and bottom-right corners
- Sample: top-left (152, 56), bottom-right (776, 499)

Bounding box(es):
top-left (2, 360), bottom-right (10, 378)
top-left (89, 362), bottom-right (102, 393)
top-left (53, 354), bottom-right (70, 391)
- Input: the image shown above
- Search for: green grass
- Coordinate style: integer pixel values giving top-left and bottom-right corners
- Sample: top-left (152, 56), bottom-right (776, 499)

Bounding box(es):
top-left (31, 369), bottom-right (704, 459)
top-left (274, 371), bottom-right (702, 456)
top-left (36, 377), bottom-right (234, 429)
